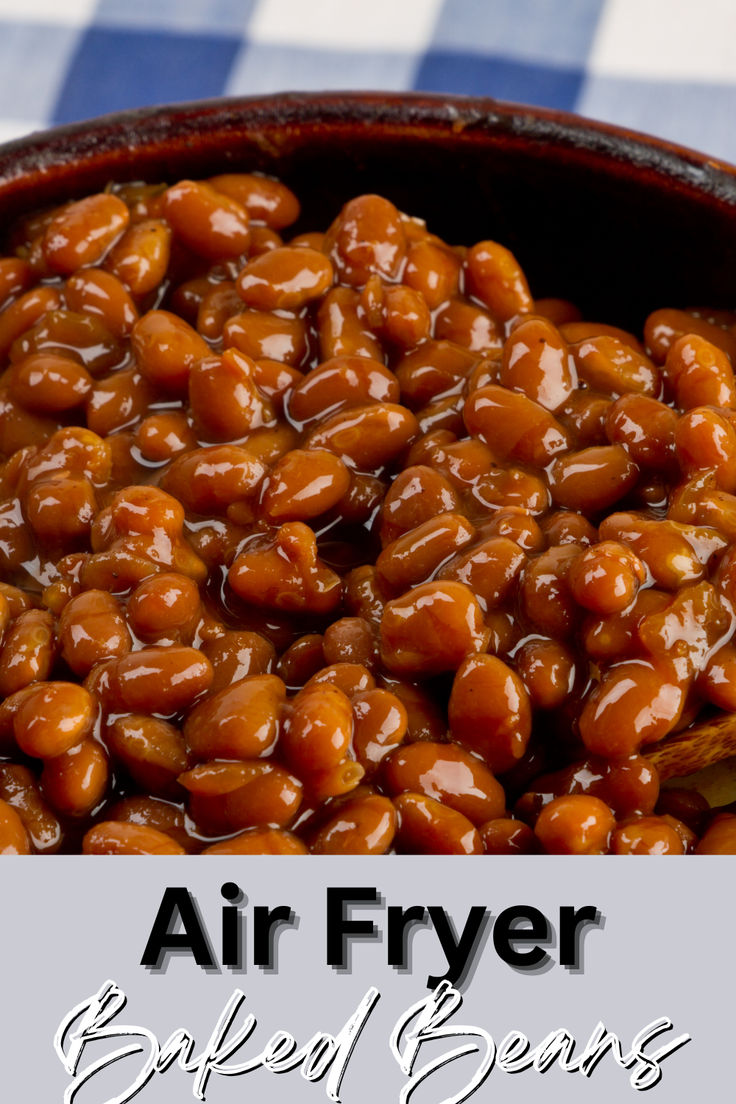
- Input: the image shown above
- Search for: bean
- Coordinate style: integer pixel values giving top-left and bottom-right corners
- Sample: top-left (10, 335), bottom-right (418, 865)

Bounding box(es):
top-left (404, 240), bottom-right (461, 309)
top-left (261, 448), bottom-right (351, 521)
top-left (439, 535), bottom-right (526, 610)
top-left (184, 674), bottom-right (285, 760)
top-left (464, 384), bottom-right (570, 467)
top-left (105, 646), bottom-right (213, 713)
top-left (26, 474), bottom-right (97, 545)
top-left (281, 682), bottom-right (353, 774)
top-left (127, 572), bottom-right (200, 639)
top-left (520, 544), bottom-right (580, 638)
top-left (598, 512), bottom-right (714, 590)
top-left (380, 581), bottom-right (489, 676)
top-left (161, 445), bottom-right (266, 514)
top-left (700, 642), bottom-right (736, 710)
top-left (105, 219), bottom-right (171, 295)
top-left (11, 353), bottom-right (93, 412)
top-left (376, 512), bottom-right (475, 592)
top-left (133, 309), bottom-right (210, 392)
top-left (637, 581), bottom-right (730, 679)
top-left (65, 268), bottom-right (139, 338)
top-left (107, 714), bottom-right (191, 797)
top-left (179, 760), bottom-right (302, 835)
top-left (224, 308), bottom-right (308, 366)
top-left (379, 465), bottom-right (460, 546)
top-left (499, 317), bottom-right (574, 411)
top-left (202, 828), bottom-right (308, 855)
top-left (43, 193), bottom-right (129, 273)
top-left (568, 540), bottom-right (646, 615)
top-left (646, 309), bottom-right (736, 365)
top-left (476, 508), bottom-right (545, 554)
top-left (572, 335), bottom-right (658, 395)
top-left (448, 653), bottom-right (532, 774)
top-left (695, 815), bottom-right (736, 854)
top-left (58, 590), bottom-right (131, 675)
top-left (209, 173), bottom-right (300, 229)
top-left (288, 355), bottom-right (399, 424)
top-left (611, 816), bottom-right (685, 855)
top-left (11, 307), bottom-right (123, 374)
top-left (383, 741), bottom-right (504, 825)
top-left (87, 368), bottom-right (154, 437)
top-left (322, 617), bottom-right (377, 669)
top-left (0, 764), bottom-right (61, 852)
top-left (305, 662), bottom-right (375, 699)
top-left (41, 739), bottom-right (109, 817)
top-left (228, 521), bottom-right (342, 615)
top-left (605, 393), bottom-right (678, 471)
top-left (311, 793), bottom-right (397, 854)
top-left (14, 681), bottom-right (93, 759)
top-left (0, 285), bottom-right (64, 358)
top-left (535, 794), bottom-right (615, 854)
top-left (325, 194), bottom-right (406, 286)
top-left (351, 688), bottom-right (407, 774)
top-left (189, 349), bottom-right (275, 440)
top-left (394, 340), bottom-right (477, 410)
top-left (515, 638), bottom-right (576, 710)
top-left (277, 634), bottom-right (325, 688)
top-left (481, 817), bottom-right (540, 854)
top-left (136, 411), bottom-right (197, 463)
top-left (201, 630), bottom-right (276, 694)
top-left (305, 402), bottom-right (418, 471)
top-left (196, 280), bottom-right (242, 339)
top-left (0, 257), bottom-right (32, 306)
top-left (317, 287), bottom-right (383, 361)
top-left (675, 407), bottom-right (736, 490)
top-left (0, 798), bottom-right (31, 854)
top-left (548, 445), bottom-right (639, 513)
top-left (163, 179), bottom-right (250, 259)
top-left (518, 753), bottom-right (660, 824)
top-left (83, 822), bottom-right (186, 855)
top-left (394, 793), bottom-right (482, 855)
top-left (377, 284), bottom-right (432, 349)
top-left (559, 389), bottom-right (611, 448)
top-left (579, 659), bottom-right (686, 758)
top-left (560, 321), bottom-right (644, 352)
top-left (434, 298), bottom-right (502, 353)
top-left (106, 794), bottom-right (196, 852)
top-left (0, 609), bottom-right (56, 696)
top-left (237, 246), bottom-right (333, 310)
top-left (465, 240), bottom-right (533, 321)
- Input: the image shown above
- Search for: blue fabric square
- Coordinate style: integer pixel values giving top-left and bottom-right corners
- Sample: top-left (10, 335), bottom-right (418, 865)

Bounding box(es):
top-left (94, 0), bottom-right (257, 35)
top-left (51, 27), bottom-right (241, 125)
top-left (414, 51), bottom-right (584, 111)
top-left (432, 0), bottom-right (604, 67)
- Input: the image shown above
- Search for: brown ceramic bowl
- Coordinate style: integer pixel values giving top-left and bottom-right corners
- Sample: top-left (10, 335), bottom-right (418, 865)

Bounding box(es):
top-left (0, 91), bottom-right (734, 330)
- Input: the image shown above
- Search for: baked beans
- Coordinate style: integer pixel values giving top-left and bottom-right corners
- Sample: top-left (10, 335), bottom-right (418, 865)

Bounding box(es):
top-left (0, 174), bottom-right (735, 854)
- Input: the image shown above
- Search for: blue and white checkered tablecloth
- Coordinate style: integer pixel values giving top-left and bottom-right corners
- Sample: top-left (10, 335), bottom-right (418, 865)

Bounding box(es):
top-left (0, 0), bottom-right (734, 165)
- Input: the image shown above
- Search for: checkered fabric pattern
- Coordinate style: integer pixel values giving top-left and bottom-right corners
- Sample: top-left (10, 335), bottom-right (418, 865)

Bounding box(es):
top-left (0, 0), bottom-right (734, 164)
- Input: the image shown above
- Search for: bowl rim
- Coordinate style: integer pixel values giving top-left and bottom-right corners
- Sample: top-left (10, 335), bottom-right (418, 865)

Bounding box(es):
top-left (0, 90), bottom-right (734, 206)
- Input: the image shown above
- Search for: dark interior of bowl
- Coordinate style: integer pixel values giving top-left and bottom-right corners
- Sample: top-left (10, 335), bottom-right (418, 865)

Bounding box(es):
top-left (0, 92), bottom-right (734, 332)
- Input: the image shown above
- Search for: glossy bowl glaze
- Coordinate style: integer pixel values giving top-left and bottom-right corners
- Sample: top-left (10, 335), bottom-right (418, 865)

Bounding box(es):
top-left (0, 92), bottom-right (734, 329)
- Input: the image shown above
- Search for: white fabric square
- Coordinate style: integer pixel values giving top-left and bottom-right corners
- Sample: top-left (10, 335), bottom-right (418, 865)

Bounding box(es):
top-left (249, 0), bottom-right (444, 51)
top-left (0, 117), bottom-right (45, 143)
top-left (0, 0), bottom-right (97, 25)
top-left (590, 0), bottom-right (736, 82)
